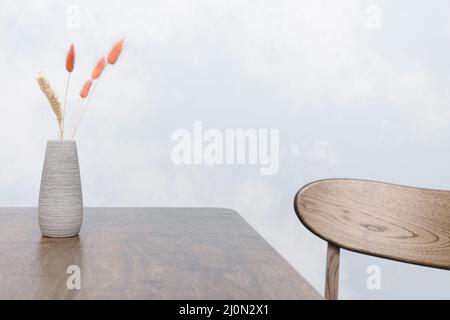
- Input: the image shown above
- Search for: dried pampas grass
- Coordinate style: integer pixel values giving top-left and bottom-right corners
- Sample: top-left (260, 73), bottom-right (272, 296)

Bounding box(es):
top-left (36, 71), bottom-right (63, 138)
top-left (37, 37), bottom-right (124, 140)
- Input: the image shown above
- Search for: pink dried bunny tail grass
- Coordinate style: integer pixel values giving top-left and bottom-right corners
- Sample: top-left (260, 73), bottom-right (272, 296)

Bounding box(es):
top-left (80, 79), bottom-right (93, 98)
top-left (107, 38), bottom-right (124, 65)
top-left (66, 44), bottom-right (75, 73)
top-left (91, 57), bottom-right (106, 80)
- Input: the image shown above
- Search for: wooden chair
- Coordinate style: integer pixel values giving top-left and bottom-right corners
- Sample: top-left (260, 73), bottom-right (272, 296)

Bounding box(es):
top-left (294, 179), bottom-right (450, 300)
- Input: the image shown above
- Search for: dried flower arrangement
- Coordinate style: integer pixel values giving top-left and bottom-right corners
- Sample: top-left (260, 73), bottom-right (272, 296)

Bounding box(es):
top-left (36, 38), bottom-right (124, 140)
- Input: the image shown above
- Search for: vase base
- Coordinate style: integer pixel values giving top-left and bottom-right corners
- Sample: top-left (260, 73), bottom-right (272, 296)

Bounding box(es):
top-left (40, 229), bottom-right (81, 238)
top-left (41, 233), bottom-right (80, 238)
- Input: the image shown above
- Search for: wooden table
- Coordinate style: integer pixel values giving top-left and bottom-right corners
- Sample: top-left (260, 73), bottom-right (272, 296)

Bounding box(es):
top-left (0, 208), bottom-right (320, 299)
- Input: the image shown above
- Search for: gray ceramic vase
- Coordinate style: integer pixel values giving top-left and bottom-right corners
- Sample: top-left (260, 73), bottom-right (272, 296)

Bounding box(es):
top-left (38, 140), bottom-right (83, 237)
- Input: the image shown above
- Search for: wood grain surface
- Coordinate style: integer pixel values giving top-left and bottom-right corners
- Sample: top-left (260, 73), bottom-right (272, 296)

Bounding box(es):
top-left (324, 243), bottom-right (340, 300)
top-left (0, 207), bottom-right (320, 299)
top-left (295, 179), bottom-right (450, 270)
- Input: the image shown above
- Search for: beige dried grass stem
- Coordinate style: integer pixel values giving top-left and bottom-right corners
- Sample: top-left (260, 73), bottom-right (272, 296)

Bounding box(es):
top-left (71, 79), bottom-right (93, 139)
top-left (71, 79), bottom-right (96, 139)
top-left (71, 98), bottom-right (83, 139)
top-left (72, 55), bottom-right (106, 139)
top-left (36, 71), bottom-right (63, 139)
top-left (62, 44), bottom-right (75, 140)
top-left (61, 73), bottom-right (71, 140)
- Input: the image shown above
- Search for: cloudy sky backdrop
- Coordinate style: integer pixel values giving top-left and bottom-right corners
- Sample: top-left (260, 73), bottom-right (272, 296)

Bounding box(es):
top-left (0, 0), bottom-right (449, 298)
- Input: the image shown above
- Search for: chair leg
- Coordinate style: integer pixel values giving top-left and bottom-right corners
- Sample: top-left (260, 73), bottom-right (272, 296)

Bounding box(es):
top-left (325, 242), bottom-right (340, 300)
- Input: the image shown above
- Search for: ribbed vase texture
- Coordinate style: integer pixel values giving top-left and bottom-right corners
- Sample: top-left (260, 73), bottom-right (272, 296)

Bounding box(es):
top-left (38, 141), bottom-right (83, 237)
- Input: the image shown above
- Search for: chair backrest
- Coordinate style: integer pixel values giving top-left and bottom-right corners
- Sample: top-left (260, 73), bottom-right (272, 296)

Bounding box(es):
top-left (294, 179), bottom-right (450, 299)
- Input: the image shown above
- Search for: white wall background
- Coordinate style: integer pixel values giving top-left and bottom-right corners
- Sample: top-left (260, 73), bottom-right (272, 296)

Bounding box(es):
top-left (0, 0), bottom-right (449, 298)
